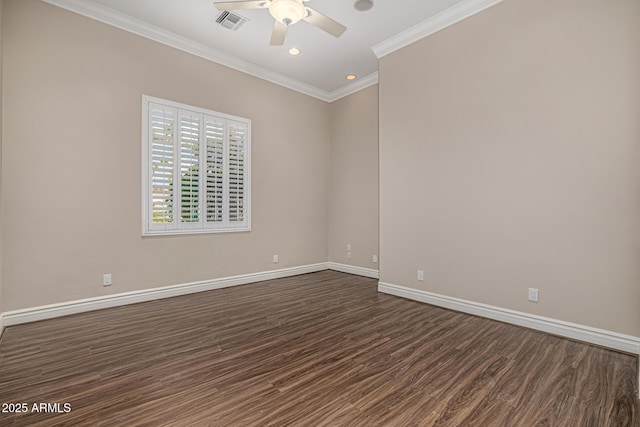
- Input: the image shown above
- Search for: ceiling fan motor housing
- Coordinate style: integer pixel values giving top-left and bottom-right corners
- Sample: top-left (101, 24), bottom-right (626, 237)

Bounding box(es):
top-left (269, 0), bottom-right (306, 25)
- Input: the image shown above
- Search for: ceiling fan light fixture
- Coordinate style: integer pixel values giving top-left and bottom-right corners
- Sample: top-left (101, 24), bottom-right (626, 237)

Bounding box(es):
top-left (354, 0), bottom-right (374, 12)
top-left (269, 0), bottom-right (306, 25)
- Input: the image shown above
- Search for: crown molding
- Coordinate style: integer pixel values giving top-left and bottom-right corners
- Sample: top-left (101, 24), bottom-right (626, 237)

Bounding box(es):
top-left (327, 71), bottom-right (379, 102)
top-left (40, 0), bottom-right (341, 102)
top-left (372, 0), bottom-right (504, 58)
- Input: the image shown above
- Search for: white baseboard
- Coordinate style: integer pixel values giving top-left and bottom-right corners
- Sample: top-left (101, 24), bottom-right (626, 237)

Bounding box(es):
top-left (328, 262), bottom-right (379, 279)
top-left (3, 263), bottom-right (330, 327)
top-left (378, 281), bottom-right (640, 356)
top-left (0, 313), bottom-right (4, 338)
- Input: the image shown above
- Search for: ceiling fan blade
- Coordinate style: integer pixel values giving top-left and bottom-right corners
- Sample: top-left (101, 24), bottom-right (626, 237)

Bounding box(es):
top-left (270, 20), bottom-right (288, 46)
top-left (302, 7), bottom-right (346, 38)
top-left (213, 1), bottom-right (268, 11)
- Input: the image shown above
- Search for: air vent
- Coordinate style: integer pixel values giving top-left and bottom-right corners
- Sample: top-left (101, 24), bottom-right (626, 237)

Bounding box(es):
top-left (216, 11), bottom-right (247, 31)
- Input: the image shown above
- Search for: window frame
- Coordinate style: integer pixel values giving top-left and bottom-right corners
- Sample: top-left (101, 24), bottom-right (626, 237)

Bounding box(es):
top-left (141, 95), bottom-right (251, 236)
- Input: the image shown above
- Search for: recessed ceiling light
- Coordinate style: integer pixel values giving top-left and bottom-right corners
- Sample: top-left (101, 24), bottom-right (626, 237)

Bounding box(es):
top-left (288, 47), bottom-right (301, 56)
top-left (345, 74), bottom-right (357, 80)
top-left (354, 0), bottom-right (374, 12)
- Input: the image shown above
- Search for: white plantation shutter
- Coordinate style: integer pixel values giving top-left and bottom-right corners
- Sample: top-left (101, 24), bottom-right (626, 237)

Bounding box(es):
top-left (179, 112), bottom-right (202, 227)
top-left (143, 96), bottom-right (250, 235)
top-left (149, 104), bottom-right (177, 231)
top-left (228, 121), bottom-right (247, 226)
top-left (205, 117), bottom-right (225, 225)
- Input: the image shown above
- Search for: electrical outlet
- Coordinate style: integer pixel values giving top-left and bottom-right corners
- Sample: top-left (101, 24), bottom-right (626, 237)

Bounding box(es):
top-left (417, 270), bottom-right (424, 281)
top-left (273, 254), bottom-right (279, 263)
top-left (103, 274), bottom-right (112, 287)
top-left (347, 244), bottom-right (351, 251)
top-left (347, 251), bottom-right (352, 260)
top-left (528, 288), bottom-right (539, 302)
top-left (372, 255), bottom-right (378, 263)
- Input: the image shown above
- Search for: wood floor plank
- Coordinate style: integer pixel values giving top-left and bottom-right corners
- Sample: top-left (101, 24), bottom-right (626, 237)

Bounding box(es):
top-left (0, 270), bottom-right (637, 426)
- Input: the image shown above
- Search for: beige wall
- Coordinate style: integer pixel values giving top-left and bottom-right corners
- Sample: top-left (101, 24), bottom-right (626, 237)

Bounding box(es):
top-left (0, 0), bottom-right (4, 324)
top-left (329, 85), bottom-right (379, 270)
top-left (3, 0), bottom-right (330, 310)
top-left (379, 0), bottom-right (640, 336)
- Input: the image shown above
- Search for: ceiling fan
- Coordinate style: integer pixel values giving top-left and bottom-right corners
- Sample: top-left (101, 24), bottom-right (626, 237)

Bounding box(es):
top-left (213, 0), bottom-right (347, 46)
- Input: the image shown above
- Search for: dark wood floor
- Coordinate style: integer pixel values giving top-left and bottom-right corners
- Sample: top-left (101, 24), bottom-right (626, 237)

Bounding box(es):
top-left (0, 271), bottom-right (637, 426)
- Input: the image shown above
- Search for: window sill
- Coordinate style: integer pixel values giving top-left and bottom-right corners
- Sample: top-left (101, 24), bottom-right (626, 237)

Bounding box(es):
top-left (142, 227), bottom-right (251, 237)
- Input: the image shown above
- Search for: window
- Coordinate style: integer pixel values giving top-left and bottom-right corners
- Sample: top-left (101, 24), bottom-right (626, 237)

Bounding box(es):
top-left (142, 96), bottom-right (250, 235)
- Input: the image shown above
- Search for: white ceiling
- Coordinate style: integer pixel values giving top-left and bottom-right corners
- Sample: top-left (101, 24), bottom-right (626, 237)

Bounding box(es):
top-left (44, 0), bottom-right (500, 100)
